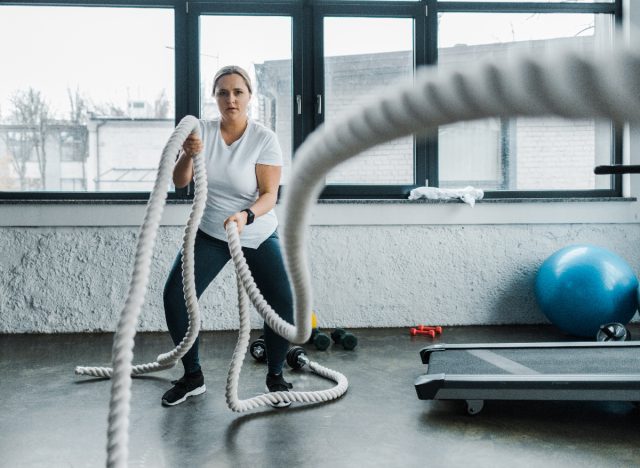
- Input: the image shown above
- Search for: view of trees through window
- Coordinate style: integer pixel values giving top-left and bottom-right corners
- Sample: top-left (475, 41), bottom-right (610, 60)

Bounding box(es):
top-left (0, 6), bottom-right (174, 193)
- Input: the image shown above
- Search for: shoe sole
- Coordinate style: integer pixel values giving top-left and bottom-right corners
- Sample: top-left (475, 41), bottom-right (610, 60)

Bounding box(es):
top-left (162, 384), bottom-right (206, 407)
top-left (265, 386), bottom-right (291, 408)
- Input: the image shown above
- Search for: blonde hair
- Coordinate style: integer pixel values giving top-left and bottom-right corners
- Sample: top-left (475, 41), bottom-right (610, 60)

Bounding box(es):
top-left (212, 65), bottom-right (252, 94)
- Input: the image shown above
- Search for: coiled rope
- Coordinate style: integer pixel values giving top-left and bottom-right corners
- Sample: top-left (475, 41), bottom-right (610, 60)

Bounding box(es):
top-left (80, 43), bottom-right (640, 468)
top-left (224, 222), bottom-right (348, 412)
top-left (76, 118), bottom-right (348, 465)
top-left (75, 116), bottom-right (206, 380)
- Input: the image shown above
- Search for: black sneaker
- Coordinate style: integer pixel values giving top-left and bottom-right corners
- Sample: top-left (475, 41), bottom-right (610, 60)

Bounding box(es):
top-left (162, 371), bottom-right (206, 406)
top-left (266, 373), bottom-right (293, 408)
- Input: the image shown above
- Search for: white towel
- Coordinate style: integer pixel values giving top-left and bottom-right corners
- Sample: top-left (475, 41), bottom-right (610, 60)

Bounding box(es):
top-left (408, 186), bottom-right (484, 207)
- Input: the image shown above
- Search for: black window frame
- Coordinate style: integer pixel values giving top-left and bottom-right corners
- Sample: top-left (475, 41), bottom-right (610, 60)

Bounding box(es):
top-left (0, 0), bottom-right (623, 202)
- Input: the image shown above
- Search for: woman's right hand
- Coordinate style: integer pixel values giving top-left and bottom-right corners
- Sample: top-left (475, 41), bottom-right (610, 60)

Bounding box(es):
top-left (183, 133), bottom-right (203, 157)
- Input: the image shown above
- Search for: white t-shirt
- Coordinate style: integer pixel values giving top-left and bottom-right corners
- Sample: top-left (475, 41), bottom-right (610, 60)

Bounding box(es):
top-left (197, 118), bottom-right (283, 249)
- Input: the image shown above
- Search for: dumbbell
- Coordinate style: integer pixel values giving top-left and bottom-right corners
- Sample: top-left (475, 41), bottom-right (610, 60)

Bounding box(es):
top-left (308, 328), bottom-right (331, 350)
top-left (410, 328), bottom-right (435, 338)
top-left (596, 322), bottom-right (631, 342)
top-left (250, 337), bottom-right (267, 363)
top-left (331, 328), bottom-right (358, 350)
top-left (286, 346), bottom-right (310, 370)
top-left (416, 325), bottom-right (443, 335)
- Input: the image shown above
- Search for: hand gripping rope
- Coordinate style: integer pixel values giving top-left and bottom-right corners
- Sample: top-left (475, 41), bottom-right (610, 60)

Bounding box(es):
top-left (81, 42), bottom-right (640, 467)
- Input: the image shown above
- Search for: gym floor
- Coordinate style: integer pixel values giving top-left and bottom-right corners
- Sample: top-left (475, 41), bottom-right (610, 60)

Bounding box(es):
top-left (2, 325), bottom-right (639, 468)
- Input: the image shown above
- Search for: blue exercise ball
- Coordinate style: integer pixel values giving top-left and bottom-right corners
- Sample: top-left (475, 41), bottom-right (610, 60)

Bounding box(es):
top-left (535, 244), bottom-right (639, 338)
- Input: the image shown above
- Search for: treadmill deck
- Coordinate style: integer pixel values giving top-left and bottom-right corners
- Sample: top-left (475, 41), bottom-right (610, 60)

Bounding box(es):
top-left (415, 341), bottom-right (640, 412)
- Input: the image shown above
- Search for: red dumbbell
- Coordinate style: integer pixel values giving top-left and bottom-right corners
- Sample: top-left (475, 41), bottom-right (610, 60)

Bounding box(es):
top-left (410, 328), bottom-right (435, 337)
top-left (416, 325), bottom-right (442, 334)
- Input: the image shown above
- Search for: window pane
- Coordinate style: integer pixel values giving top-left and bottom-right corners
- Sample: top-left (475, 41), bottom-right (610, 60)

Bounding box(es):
top-left (0, 6), bottom-right (175, 192)
top-left (324, 17), bottom-right (414, 185)
top-left (437, 13), bottom-right (614, 191)
top-left (199, 15), bottom-right (292, 183)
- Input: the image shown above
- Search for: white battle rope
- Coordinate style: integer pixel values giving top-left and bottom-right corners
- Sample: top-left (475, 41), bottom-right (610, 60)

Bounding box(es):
top-left (224, 222), bottom-right (348, 411)
top-left (76, 116), bottom-right (206, 381)
top-left (81, 42), bottom-right (640, 468)
top-left (75, 121), bottom-right (347, 464)
top-left (76, 115), bottom-right (208, 468)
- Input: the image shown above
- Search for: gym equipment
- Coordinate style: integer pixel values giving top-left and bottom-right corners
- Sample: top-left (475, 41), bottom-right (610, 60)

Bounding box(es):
top-left (410, 328), bottom-right (436, 338)
top-left (331, 328), bottom-right (358, 350)
top-left (249, 337), bottom-right (267, 362)
top-left (287, 346), bottom-right (310, 370)
top-left (595, 165), bottom-right (640, 174)
top-left (76, 116), bottom-right (348, 468)
top-left (535, 244), bottom-right (639, 338)
top-left (306, 311), bottom-right (330, 350)
top-left (309, 329), bottom-right (331, 350)
top-left (597, 323), bottom-right (631, 342)
top-left (417, 325), bottom-right (443, 335)
top-left (416, 176), bottom-right (640, 416)
top-left (415, 341), bottom-right (640, 415)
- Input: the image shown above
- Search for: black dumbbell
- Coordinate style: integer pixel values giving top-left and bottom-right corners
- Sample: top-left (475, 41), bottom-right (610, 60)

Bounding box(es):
top-left (331, 328), bottom-right (358, 350)
top-left (308, 329), bottom-right (331, 350)
top-left (250, 337), bottom-right (267, 362)
top-left (286, 346), bottom-right (310, 370)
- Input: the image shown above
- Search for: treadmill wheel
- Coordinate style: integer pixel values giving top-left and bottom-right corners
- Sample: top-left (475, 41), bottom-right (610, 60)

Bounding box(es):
top-left (596, 323), bottom-right (630, 342)
top-left (465, 400), bottom-right (484, 416)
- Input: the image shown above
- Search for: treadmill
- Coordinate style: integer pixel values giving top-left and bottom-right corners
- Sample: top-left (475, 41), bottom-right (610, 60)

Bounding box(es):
top-left (415, 164), bottom-right (640, 415)
top-left (414, 341), bottom-right (640, 414)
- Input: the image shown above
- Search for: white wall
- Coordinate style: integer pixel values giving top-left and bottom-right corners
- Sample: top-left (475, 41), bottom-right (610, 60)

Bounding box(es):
top-left (2, 200), bottom-right (640, 333)
top-left (2, 221), bottom-right (640, 333)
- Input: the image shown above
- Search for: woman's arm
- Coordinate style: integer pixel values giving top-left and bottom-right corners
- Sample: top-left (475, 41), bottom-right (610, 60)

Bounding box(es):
top-left (224, 164), bottom-right (282, 234)
top-left (172, 133), bottom-right (203, 188)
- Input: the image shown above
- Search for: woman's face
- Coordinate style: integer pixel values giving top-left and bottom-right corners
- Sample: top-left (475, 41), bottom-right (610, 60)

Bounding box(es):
top-left (214, 73), bottom-right (251, 122)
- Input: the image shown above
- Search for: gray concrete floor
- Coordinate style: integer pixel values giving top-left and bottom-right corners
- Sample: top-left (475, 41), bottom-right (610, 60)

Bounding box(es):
top-left (1, 325), bottom-right (639, 468)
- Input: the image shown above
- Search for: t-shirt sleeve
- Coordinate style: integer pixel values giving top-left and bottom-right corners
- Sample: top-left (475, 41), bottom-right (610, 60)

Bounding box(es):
top-left (198, 120), bottom-right (207, 142)
top-left (257, 131), bottom-right (283, 166)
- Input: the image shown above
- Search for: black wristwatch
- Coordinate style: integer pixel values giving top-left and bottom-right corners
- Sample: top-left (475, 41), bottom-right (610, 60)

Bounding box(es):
top-left (242, 208), bottom-right (255, 225)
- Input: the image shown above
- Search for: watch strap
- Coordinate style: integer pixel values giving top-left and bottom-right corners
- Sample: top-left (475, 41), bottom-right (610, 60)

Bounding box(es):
top-left (242, 208), bottom-right (255, 225)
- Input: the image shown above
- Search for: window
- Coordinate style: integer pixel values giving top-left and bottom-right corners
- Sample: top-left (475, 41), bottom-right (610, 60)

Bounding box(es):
top-left (323, 17), bottom-right (414, 186)
top-left (0, 0), bottom-right (623, 200)
top-left (437, 11), bottom-right (616, 192)
top-left (0, 4), bottom-right (174, 195)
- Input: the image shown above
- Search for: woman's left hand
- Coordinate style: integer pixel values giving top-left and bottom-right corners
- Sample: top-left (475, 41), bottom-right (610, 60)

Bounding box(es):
top-left (224, 211), bottom-right (249, 234)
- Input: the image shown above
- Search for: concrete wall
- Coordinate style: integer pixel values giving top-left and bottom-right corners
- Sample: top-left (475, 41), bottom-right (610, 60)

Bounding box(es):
top-left (2, 223), bottom-right (640, 333)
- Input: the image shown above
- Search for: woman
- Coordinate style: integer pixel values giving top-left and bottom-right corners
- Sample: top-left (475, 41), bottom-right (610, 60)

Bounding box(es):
top-left (162, 65), bottom-right (294, 407)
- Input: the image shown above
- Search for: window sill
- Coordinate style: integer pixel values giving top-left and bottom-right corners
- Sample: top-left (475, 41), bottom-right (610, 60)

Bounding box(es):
top-left (315, 197), bottom-right (636, 204)
top-left (0, 196), bottom-right (634, 205)
top-left (0, 196), bottom-right (638, 227)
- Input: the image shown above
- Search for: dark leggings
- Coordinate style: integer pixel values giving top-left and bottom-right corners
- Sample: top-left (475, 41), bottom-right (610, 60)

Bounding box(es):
top-left (163, 229), bottom-right (294, 375)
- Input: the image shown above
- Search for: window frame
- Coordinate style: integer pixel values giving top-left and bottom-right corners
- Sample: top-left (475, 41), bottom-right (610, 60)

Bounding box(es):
top-left (312, 2), bottom-right (429, 199)
top-left (0, 0), bottom-right (624, 201)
